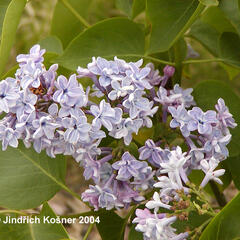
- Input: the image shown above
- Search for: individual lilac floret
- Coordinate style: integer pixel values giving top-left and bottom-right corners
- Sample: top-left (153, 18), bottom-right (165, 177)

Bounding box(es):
top-left (82, 185), bottom-right (117, 211)
top-left (154, 175), bottom-right (186, 203)
top-left (62, 116), bottom-right (91, 144)
top-left (204, 129), bottom-right (231, 160)
top-left (200, 158), bottom-right (225, 188)
top-left (113, 180), bottom-right (144, 205)
top-left (0, 80), bottom-right (19, 113)
top-left (146, 192), bottom-right (171, 212)
top-left (139, 139), bottom-right (166, 167)
top-left (16, 61), bottom-right (43, 89)
top-left (145, 63), bottom-right (162, 86)
top-left (123, 89), bottom-right (151, 119)
top-left (138, 101), bottom-right (158, 128)
top-left (0, 125), bottom-right (20, 150)
top-left (133, 208), bottom-right (166, 225)
top-left (215, 98), bottom-right (237, 130)
top-left (160, 147), bottom-right (190, 187)
top-left (188, 107), bottom-right (218, 135)
top-left (126, 62), bottom-right (152, 90)
top-left (132, 164), bottom-right (156, 190)
top-left (32, 116), bottom-right (59, 140)
top-left (90, 99), bottom-right (122, 131)
top-left (88, 57), bottom-right (119, 87)
top-left (12, 90), bottom-right (37, 120)
top-left (112, 152), bottom-right (145, 181)
top-left (53, 74), bottom-right (85, 106)
top-left (16, 44), bottom-right (45, 66)
top-left (168, 105), bottom-right (191, 137)
top-left (109, 118), bottom-right (143, 145)
top-left (135, 215), bottom-right (188, 240)
top-left (154, 87), bottom-right (181, 106)
top-left (170, 84), bottom-right (195, 108)
top-left (108, 79), bottom-right (134, 100)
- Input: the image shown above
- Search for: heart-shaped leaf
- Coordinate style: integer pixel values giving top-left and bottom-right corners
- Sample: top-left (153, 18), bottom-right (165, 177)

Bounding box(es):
top-left (146, 0), bottom-right (204, 53)
top-left (56, 18), bottom-right (145, 70)
top-left (0, 142), bottom-right (66, 209)
top-left (0, 203), bottom-right (70, 240)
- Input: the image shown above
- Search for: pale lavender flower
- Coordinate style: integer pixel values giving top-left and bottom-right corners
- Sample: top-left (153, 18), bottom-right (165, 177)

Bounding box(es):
top-left (82, 185), bottom-right (117, 211)
top-left (108, 79), bottom-right (134, 100)
top-left (132, 165), bottom-right (156, 190)
top-left (215, 98), bottom-right (237, 129)
top-left (154, 175), bottom-right (185, 203)
top-left (133, 208), bottom-right (166, 225)
top-left (88, 57), bottom-right (119, 87)
top-left (200, 158), bottom-right (225, 187)
top-left (13, 90), bottom-right (37, 120)
top-left (16, 44), bottom-right (45, 66)
top-left (160, 147), bottom-right (190, 186)
top-left (168, 105), bottom-right (191, 137)
top-left (90, 100), bottom-right (122, 131)
top-left (188, 107), bottom-right (218, 135)
top-left (62, 116), bottom-right (91, 144)
top-left (112, 151), bottom-right (145, 181)
top-left (123, 89), bottom-right (150, 119)
top-left (138, 101), bottom-right (158, 128)
top-left (204, 129), bottom-right (231, 160)
top-left (113, 180), bottom-right (144, 204)
top-left (146, 192), bottom-right (171, 212)
top-left (145, 63), bottom-right (162, 86)
top-left (139, 139), bottom-right (165, 167)
top-left (32, 116), bottom-right (59, 139)
top-left (17, 61), bottom-right (43, 89)
top-left (170, 84), bottom-right (195, 108)
top-left (0, 125), bottom-right (20, 150)
top-left (53, 74), bottom-right (84, 106)
top-left (0, 80), bottom-right (19, 113)
top-left (135, 215), bottom-right (188, 240)
top-left (126, 63), bottom-right (152, 90)
top-left (154, 87), bottom-right (181, 106)
top-left (109, 118), bottom-right (143, 145)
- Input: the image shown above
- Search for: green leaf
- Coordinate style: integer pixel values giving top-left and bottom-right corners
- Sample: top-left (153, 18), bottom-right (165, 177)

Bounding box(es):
top-left (193, 80), bottom-right (240, 157)
top-left (189, 7), bottom-right (240, 76)
top-left (200, 193), bottom-right (240, 239)
top-left (96, 210), bottom-right (126, 240)
top-left (199, 0), bottom-right (218, 6)
top-left (132, 0), bottom-right (146, 19)
top-left (128, 225), bottom-right (143, 240)
top-left (189, 162), bottom-right (232, 195)
top-left (220, 63), bottom-right (240, 80)
top-left (219, 32), bottom-right (240, 68)
top-left (0, 203), bottom-right (69, 240)
top-left (56, 18), bottom-right (145, 70)
top-left (116, 0), bottom-right (133, 17)
top-left (0, 0), bottom-right (11, 37)
top-left (146, 0), bottom-right (204, 53)
top-left (39, 36), bottom-right (64, 67)
top-left (189, 6), bottom-right (236, 55)
top-left (0, 0), bottom-right (27, 76)
top-left (39, 36), bottom-right (63, 55)
top-left (51, 0), bottom-right (92, 48)
top-left (226, 155), bottom-right (240, 189)
top-left (219, 0), bottom-right (240, 36)
top-left (116, 0), bottom-right (145, 19)
top-left (0, 142), bottom-right (66, 210)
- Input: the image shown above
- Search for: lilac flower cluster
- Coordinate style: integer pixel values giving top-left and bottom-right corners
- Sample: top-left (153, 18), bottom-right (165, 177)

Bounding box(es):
top-left (133, 94), bottom-right (236, 238)
top-left (0, 45), bottom-right (236, 239)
